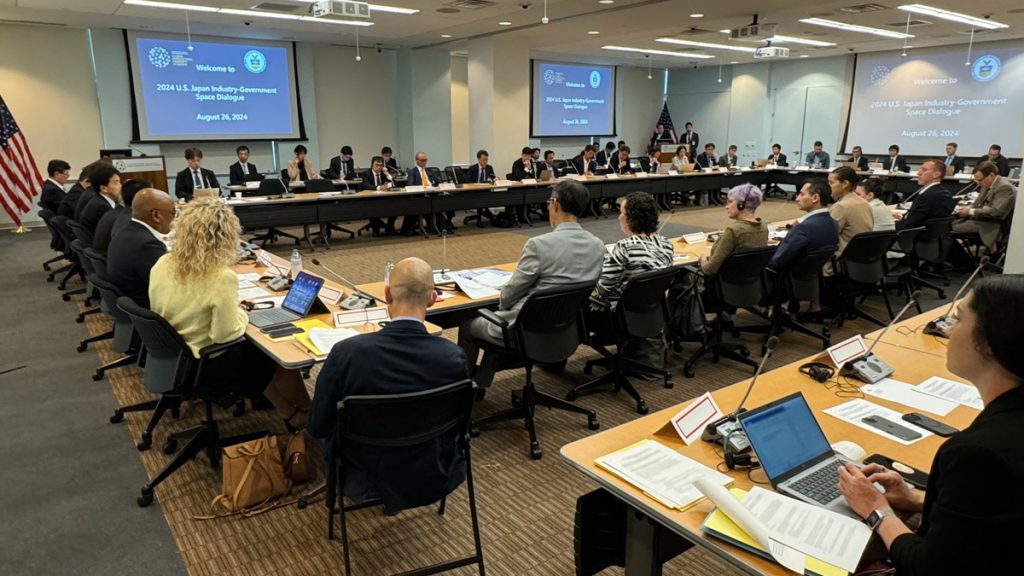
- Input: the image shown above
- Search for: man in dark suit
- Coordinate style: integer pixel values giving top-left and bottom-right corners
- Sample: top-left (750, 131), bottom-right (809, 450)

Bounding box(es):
top-left (328, 145), bottom-right (356, 180)
top-left (718, 144), bottom-right (739, 169)
top-left (849, 146), bottom-right (869, 171)
top-left (943, 142), bottom-right (966, 175)
top-left (58, 165), bottom-right (92, 220)
top-left (228, 145), bottom-right (258, 185)
top-left (897, 159), bottom-right (957, 230)
top-left (39, 159), bottom-right (70, 213)
top-left (977, 144), bottom-right (1010, 177)
top-left (595, 142), bottom-right (616, 167)
top-left (769, 179), bottom-right (840, 273)
top-left (610, 145), bottom-right (634, 174)
top-left (79, 164), bottom-right (122, 235)
top-left (540, 150), bottom-right (558, 178)
top-left (681, 122), bottom-right (699, 155)
top-left (174, 147), bottom-right (219, 202)
top-left (511, 146), bottom-right (537, 180)
top-left (768, 143), bottom-right (789, 167)
top-left (882, 144), bottom-right (909, 173)
top-left (309, 257), bottom-right (468, 514)
top-left (381, 146), bottom-right (398, 172)
top-left (570, 145), bottom-right (598, 175)
top-left (360, 156), bottom-right (396, 236)
top-left (466, 149), bottom-right (495, 184)
top-left (93, 178), bottom-right (151, 254)
top-left (696, 143), bottom-right (722, 205)
top-left (107, 189), bottom-right (174, 309)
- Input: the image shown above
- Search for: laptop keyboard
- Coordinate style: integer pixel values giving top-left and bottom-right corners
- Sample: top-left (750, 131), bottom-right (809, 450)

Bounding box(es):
top-left (789, 460), bottom-right (842, 505)
top-left (249, 308), bottom-right (296, 326)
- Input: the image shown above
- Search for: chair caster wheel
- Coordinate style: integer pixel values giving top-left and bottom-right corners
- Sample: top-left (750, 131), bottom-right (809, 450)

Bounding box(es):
top-left (822, 340), bottom-right (831, 349)
top-left (739, 347), bottom-right (751, 357)
top-left (138, 487), bottom-right (154, 508)
top-left (587, 417), bottom-right (600, 431)
top-left (62, 294), bottom-right (71, 301)
top-left (137, 433), bottom-right (152, 451)
top-left (511, 392), bottom-right (522, 407)
top-left (565, 390), bottom-right (579, 401)
top-left (232, 402), bottom-right (246, 417)
top-left (297, 498), bottom-right (309, 510)
top-left (47, 275), bottom-right (55, 282)
top-left (110, 410), bottom-right (124, 424)
top-left (92, 371), bottom-right (104, 381)
top-left (822, 328), bottom-right (831, 338)
top-left (938, 291), bottom-right (947, 299)
top-left (683, 365), bottom-right (696, 378)
top-left (529, 443), bottom-right (543, 460)
top-left (672, 342), bottom-right (683, 353)
top-left (583, 363), bottom-right (593, 375)
top-left (469, 427), bottom-right (480, 438)
top-left (76, 316), bottom-right (84, 323)
top-left (636, 402), bottom-right (649, 415)
top-left (76, 343), bottom-right (87, 352)
top-left (162, 438), bottom-right (178, 455)
top-left (663, 372), bottom-right (674, 389)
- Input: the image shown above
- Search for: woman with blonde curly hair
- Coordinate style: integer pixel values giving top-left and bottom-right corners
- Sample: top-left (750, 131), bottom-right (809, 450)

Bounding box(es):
top-left (148, 198), bottom-right (310, 430)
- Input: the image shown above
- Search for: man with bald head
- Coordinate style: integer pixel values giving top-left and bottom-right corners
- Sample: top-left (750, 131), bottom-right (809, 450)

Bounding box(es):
top-left (106, 189), bottom-right (175, 308)
top-left (310, 257), bottom-right (469, 513)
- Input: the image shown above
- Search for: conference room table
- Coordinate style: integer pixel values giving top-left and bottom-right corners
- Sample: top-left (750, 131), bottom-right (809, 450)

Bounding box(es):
top-left (559, 305), bottom-right (975, 576)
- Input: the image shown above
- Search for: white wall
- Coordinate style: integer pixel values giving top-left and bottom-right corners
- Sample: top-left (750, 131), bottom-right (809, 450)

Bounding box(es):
top-left (450, 55), bottom-right (469, 165)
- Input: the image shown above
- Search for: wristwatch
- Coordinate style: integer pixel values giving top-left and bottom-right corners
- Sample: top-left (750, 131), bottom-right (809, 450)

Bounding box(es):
top-left (866, 508), bottom-right (895, 532)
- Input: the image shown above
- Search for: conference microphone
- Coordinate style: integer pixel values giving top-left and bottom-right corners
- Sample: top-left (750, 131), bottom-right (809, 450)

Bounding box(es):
top-left (924, 256), bottom-right (990, 338)
top-left (433, 231), bottom-right (452, 283)
top-left (656, 209), bottom-right (678, 236)
top-left (449, 166), bottom-right (460, 185)
top-left (566, 157), bottom-right (581, 175)
top-left (701, 336), bottom-right (779, 455)
top-left (310, 258), bottom-right (378, 309)
top-left (840, 290), bottom-right (921, 383)
top-left (127, 143), bottom-right (149, 157)
top-left (951, 179), bottom-right (979, 199)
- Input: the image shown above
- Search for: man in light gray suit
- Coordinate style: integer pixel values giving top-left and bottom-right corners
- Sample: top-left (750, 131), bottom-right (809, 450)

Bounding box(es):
top-left (458, 179), bottom-right (604, 388)
top-left (953, 161), bottom-right (1017, 251)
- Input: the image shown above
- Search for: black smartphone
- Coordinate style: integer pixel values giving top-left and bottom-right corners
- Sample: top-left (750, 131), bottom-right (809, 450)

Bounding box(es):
top-left (864, 454), bottom-right (929, 489)
top-left (262, 324), bottom-right (302, 338)
top-left (902, 412), bottom-right (959, 437)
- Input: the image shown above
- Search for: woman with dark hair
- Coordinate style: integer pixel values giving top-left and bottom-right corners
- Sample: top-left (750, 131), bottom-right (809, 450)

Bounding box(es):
top-left (594, 191), bottom-right (674, 306)
top-left (838, 274), bottom-right (1024, 576)
top-left (286, 144), bottom-right (321, 183)
top-left (855, 178), bottom-right (895, 231)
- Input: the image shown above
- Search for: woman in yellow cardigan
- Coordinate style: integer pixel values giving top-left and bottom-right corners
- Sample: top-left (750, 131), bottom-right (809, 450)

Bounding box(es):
top-left (149, 198), bottom-right (310, 430)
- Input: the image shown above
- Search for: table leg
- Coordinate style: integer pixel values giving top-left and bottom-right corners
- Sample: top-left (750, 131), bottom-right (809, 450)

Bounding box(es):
top-left (625, 508), bottom-right (662, 576)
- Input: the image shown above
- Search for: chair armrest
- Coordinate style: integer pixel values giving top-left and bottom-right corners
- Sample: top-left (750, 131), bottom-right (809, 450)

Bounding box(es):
top-left (588, 296), bottom-right (610, 310)
top-left (197, 337), bottom-right (247, 359)
top-left (477, 308), bottom-right (512, 350)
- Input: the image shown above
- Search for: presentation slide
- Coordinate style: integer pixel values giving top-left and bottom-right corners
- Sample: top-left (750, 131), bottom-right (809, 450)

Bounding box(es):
top-left (846, 43), bottom-right (1024, 157)
top-left (126, 32), bottom-right (302, 141)
top-left (531, 61), bottom-right (616, 137)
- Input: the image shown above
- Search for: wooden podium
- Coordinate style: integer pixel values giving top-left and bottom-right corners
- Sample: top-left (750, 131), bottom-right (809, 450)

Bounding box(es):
top-left (110, 156), bottom-right (168, 193)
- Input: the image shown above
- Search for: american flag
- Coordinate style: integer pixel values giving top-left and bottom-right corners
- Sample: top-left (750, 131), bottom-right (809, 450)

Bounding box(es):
top-left (0, 95), bottom-right (43, 227)
top-left (656, 101), bottom-right (678, 143)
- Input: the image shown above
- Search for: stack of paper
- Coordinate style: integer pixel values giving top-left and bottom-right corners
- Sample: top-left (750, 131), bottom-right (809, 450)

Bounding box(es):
top-left (595, 439), bottom-right (732, 510)
top-left (451, 269), bottom-right (513, 300)
top-left (305, 327), bottom-right (361, 356)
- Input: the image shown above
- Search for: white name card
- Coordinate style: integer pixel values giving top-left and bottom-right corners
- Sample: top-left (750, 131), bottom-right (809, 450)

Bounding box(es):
top-left (332, 306), bottom-right (390, 328)
top-left (681, 232), bottom-right (707, 244)
top-left (520, 178), bottom-right (538, 184)
top-left (668, 170), bottom-right (679, 175)
top-left (438, 182), bottom-right (457, 190)
top-left (318, 284), bottom-right (345, 306)
top-left (606, 173), bottom-right (619, 179)
top-left (404, 185), bottom-right (425, 192)
top-left (257, 250), bottom-right (274, 268)
top-left (493, 179), bottom-right (515, 186)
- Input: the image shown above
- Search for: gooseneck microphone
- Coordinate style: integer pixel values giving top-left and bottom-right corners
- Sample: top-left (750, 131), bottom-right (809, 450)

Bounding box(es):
top-left (701, 336), bottom-right (779, 454)
top-left (924, 257), bottom-right (989, 337)
top-left (310, 258), bottom-right (378, 305)
top-left (841, 290), bottom-right (921, 383)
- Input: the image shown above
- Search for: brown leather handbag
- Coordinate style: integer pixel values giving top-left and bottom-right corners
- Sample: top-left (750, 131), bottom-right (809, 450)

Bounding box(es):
top-left (283, 431), bottom-right (310, 484)
top-left (211, 435), bottom-right (290, 514)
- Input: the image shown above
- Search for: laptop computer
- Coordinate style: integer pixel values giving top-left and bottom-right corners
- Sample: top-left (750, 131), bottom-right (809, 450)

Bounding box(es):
top-left (248, 271), bottom-right (325, 328)
top-left (244, 173), bottom-right (265, 182)
top-left (656, 163), bottom-right (673, 174)
top-left (754, 158), bottom-right (769, 168)
top-left (538, 169), bottom-right (554, 181)
top-left (678, 163), bottom-right (696, 173)
top-left (253, 178), bottom-right (288, 197)
top-left (738, 392), bottom-right (855, 515)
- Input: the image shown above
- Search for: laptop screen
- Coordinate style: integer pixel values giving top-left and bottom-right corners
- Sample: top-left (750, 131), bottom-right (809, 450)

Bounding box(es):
top-left (739, 393), bottom-right (833, 481)
top-left (282, 272), bottom-right (324, 316)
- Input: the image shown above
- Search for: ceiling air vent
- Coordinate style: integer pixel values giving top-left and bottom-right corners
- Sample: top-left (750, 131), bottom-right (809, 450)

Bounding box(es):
top-left (445, 0), bottom-right (497, 9)
top-left (840, 4), bottom-right (889, 14)
top-left (0, 18), bottom-right (67, 27)
top-left (885, 19), bottom-right (931, 27)
top-left (250, 2), bottom-right (307, 14)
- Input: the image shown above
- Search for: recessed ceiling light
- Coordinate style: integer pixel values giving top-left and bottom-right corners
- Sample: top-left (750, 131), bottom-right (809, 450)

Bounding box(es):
top-left (588, 30), bottom-right (600, 35)
top-left (602, 45), bottom-right (714, 59)
top-left (768, 34), bottom-right (836, 47)
top-left (656, 37), bottom-right (757, 53)
top-left (598, 0), bottom-right (614, 4)
top-left (498, 21), bottom-right (512, 26)
top-left (123, 1), bottom-right (218, 12)
top-left (800, 17), bottom-right (913, 39)
top-left (441, 34), bottom-right (452, 38)
top-left (689, 13), bottom-right (704, 18)
top-left (365, 3), bottom-right (420, 15)
top-left (800, 54), bottom-right (809, 58)
top-left (730, 60), bottom-right (739, 64)
top-left (719, 28), bottom-right (730, 34)
top-left (898, 4), bottom-right (1008, 30)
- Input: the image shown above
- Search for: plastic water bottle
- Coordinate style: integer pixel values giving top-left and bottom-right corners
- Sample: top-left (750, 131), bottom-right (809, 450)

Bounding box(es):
top-left (384, 259), bottom-right (395, 285)
top-left (289, 249), bottom-right (303, 280)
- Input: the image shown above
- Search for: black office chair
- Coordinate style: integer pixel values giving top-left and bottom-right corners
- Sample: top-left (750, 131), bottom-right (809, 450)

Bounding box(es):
top-left (827, 230), bottom-right (898, 330)
top-left (305, 178), bottom-right (355, 245)
top-left (912, 217), bottom-right (955, 294)
top-left (79, 247), bottom-right (109, 322)
top-left (117, 297), bottom-right (267, 507)
top-left (684, 247), bottom-right (776, 378)
top-left (327, 380), bottom-right (485, 575)
top-left (443, 165), bottom-right (466, 185)
top-left (469, 282), bottom-right (600, 460)
top-left (569, 267), bottom-right (679, 414)
top-left (38, 209), bottom-right (68, 271)
top-left (884, 226), bottom-right (927, 312)
top-left (48, 215), bottom-right (83, 289)
top-left (66, 219), bottom-right (96, 306)
top-left (88, 274), bottom-right (141, 382)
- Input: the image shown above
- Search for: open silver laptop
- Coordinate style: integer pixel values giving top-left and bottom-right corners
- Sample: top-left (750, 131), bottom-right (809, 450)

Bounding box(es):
top-left (738, 392), bottom-right (856, 516)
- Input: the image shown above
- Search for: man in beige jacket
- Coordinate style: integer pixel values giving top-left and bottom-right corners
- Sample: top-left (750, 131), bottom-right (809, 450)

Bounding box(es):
top-left (953, 161), bottom-right (1017, 251)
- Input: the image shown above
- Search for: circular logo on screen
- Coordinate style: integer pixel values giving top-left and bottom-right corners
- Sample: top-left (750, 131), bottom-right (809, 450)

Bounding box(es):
top-left (971, 55), bottom-right (1001, 82)
top-left (589, 70), bottom-right (601, 88)
top-left (148, 47), bottom-right (171, 68)
top-left (543, 69), bottom-right (555, 85)
top-left (244, 50), bottom-right (268, 74)
top-left (113, 160), bottom-right (127, 171)
top-left (869, 65), bottom-right (890, 86)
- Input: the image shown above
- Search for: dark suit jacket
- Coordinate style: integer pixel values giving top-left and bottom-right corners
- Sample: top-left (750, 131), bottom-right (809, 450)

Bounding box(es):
top-left (943, 155), bottom-right (965, 174)
top-left (406, 166), bottom-right (439, 187)
top-left (888, 386), bottom-right (1024, 576)
top-left (328, 156), bottom-right (356, 180)
top-left (681, 131), bottom-right (699, 151)
top-left (898, 184), bottom-right (956, 230)
top-left (309, 320), bottom-right (469, 514)
top-left (79, 194), bottom-right (114, 235)
top-left (58, 183), bottom-right (85, 219)
top-left (228, 161), bottom-right (258, 186)
top-left (466, 163), bottom-right (495, 184)
top-left (769, 153), bottom-right (789, 167)
top-left (850, 156), bottom-right (869, 171)
top-left (93, 205), bottom-right (125, 254)
top-left (596, 150), bottom-right (615, 166)
top-left (768, 211), bottom-right (839, 272)
top-left (718, 154), bottom-right (739, 168)
top-left (39, 180), bottom-right (65, 213)
top-left (610, 156), bottom-right (635, 174)
top-left (74, 187), bottom-right (98, 221)
top-left (359, 169), bottom-right (391, 190)
top-left (174, 167), bottom-right (220, 202)
top-left (978, 154), bottom-right (1010, 177)
top-left (384, 157), bottom-right (398, 171)
top-left (511, 159), bottom-right (538, 181)
top-left (107, 220), bottom-right (166, 309)
top-left (570, 156), bottom-right (597, 175)
top-left (695, 152), bottom-right (717, 169)
top-left (883, 155), bottom-right (909, 173)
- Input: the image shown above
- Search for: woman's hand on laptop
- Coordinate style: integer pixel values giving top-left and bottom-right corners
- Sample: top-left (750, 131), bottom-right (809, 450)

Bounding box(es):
top-left (838, 463), bottom-right (890, 518)
top-left (862, 463), bottom-right (924, 513)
